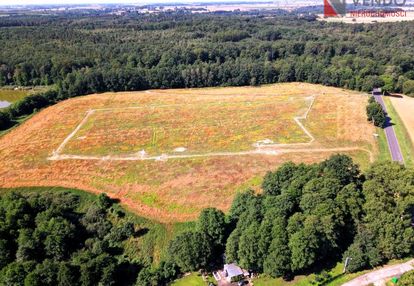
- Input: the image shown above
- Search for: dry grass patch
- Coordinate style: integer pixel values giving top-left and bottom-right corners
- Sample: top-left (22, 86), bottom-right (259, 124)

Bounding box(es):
top-left (62, 95), bottom-right (310, 157)
top-left (0, 83), bottom-right (378, 222)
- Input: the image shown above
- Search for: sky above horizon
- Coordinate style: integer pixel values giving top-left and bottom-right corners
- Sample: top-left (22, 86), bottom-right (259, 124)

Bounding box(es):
top-left (1, 0), bottom-right (413, 6)
top-left (1, 0), bottom-right (319, 6)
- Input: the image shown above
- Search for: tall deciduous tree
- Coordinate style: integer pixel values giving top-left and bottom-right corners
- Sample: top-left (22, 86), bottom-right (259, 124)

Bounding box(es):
top-left (168, 231), bottom-right (213, 272)
top-left (197, 208), bottom-right (226, 247)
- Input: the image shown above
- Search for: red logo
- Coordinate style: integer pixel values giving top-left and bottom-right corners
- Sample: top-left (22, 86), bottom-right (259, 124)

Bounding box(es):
top-left (324, 0), bottom-right (346, 17)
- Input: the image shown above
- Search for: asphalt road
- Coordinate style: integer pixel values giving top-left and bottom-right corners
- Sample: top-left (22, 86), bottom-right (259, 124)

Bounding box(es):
top-left (373, 92), bottom-right (404, 163)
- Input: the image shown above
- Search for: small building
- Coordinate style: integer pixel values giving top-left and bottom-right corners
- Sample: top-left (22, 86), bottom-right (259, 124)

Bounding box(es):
top-left (373, 88), bottom-right (382, 95)
top-left (223, 263), bottom-right (244, 283)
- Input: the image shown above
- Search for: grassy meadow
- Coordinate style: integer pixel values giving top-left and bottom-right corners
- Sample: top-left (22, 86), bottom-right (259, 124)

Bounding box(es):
top-left (0, 86), bottom-right (49, 103)
top-left (63, 97), bottom-right (310, 157)
top-left (0, 89), bottom-right (30, 103)
top-left (0, 83), bottom-right (379, 222)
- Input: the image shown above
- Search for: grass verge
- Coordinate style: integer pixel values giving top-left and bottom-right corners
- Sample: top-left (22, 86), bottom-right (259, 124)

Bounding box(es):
top-left (171, 273), bottom-right (204, 286)
top-left (171, 273), bottom-right (215, 286)
top-left (376, 126), bottom-right (391, 162)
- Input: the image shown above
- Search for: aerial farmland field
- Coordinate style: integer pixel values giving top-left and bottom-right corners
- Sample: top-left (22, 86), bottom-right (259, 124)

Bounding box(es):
top-left (0, 83), bottom-right (378, 222)
top-left (53, 88), bottom-right (312, 159)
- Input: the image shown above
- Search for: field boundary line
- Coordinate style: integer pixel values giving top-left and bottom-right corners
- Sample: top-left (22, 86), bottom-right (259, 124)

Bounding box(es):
top-left (293, 95), bottom-right (316, 144)
top-left (48, 146), bottom-right (372, 161)
top-left (51, 109), bottom-right (95, 158)
top-left (48, 95), bottom-right (373, 162)
top-left (256, 95), bottom-right (316, 149)
top-left (294, 95), bottom-right (315, 143)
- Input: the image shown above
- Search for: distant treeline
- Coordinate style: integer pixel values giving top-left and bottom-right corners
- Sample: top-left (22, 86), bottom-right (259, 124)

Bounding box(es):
top-left (1, 13), bottom-right (414, 93)
top-left (1, 12), bottom-right (414, 129)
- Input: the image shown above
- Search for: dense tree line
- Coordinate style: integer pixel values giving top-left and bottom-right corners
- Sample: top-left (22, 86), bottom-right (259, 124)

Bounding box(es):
top-left (1, 12), bottom-right (414, 130)
top-left (1, 12), bottom-right (414, 91)
top-left (155, 155), bottom-right (414, 284)
top-left (225, 155), bottom-right (365, 278)
top-left (226, 157), bottom-right (413, 278)
top-left (366, 96), bottom-right (387, 128)
top-left (1, 158), bottom-right (413, 285)
top-left (1, 12), bottom-right (413, 94)
top-left (0, 191), bottom-right (141, 285)
top-left (399, 270), bottom-right (414, 285)
top-left (0, 89), bottom-right (59, 130)
top-left (344, 162), bottom-right (414, 272)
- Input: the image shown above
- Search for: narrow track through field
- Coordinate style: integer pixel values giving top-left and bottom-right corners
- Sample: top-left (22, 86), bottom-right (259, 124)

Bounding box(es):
top-left (48, 95), bottom-right (374, 162)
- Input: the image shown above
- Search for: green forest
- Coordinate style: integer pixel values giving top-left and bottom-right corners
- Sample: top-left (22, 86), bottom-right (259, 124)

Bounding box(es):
top-left (164, 155), bottom-right (414, 283)
top-left (1, 12), bottom-right (414, 129)
top-left (0, 190), bottom-right (143, 285)
top-left (2, 155), bottom-right (413, 285)
top-left (1, 13), bottom-right (413, 93)
top-left (1, 10), bottom-right (414, 285)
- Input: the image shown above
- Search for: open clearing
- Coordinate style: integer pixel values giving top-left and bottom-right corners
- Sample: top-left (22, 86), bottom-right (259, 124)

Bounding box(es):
top-left (0, 87), bottom-right (50, 109)
top-left (0, 89), bottom-right (30, 109)
top-left (0, 83), bottom-right (378, 222)
top-left (0, 89), bottom-right (29, 103)
top-left (51, 92), bottom-right (313, 159)
top-left (0, 87), bottom-right (48, 102)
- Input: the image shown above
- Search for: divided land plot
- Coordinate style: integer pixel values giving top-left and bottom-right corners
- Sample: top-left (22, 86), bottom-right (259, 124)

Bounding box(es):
top-left (54, 91), bottom-right (312, 159)
top-left (0, 83), bottom-right (378, 222)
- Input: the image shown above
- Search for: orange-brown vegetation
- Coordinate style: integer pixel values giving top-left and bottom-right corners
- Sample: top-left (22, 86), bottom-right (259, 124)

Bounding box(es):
top-left (0, 83), bottom-right (377, 222)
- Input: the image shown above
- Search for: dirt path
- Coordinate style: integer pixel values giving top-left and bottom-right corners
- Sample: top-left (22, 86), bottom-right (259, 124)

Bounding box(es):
top-left (48, 95), bottom-right (374, 162)
top-left (52, 109), bottom-right (95, 156)
top-left (49, 146), bottom-right (374, 162)
top-left (342, 259), bottom-right (414, 286)
top-left (292, 95), bottom-right (315, 143)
